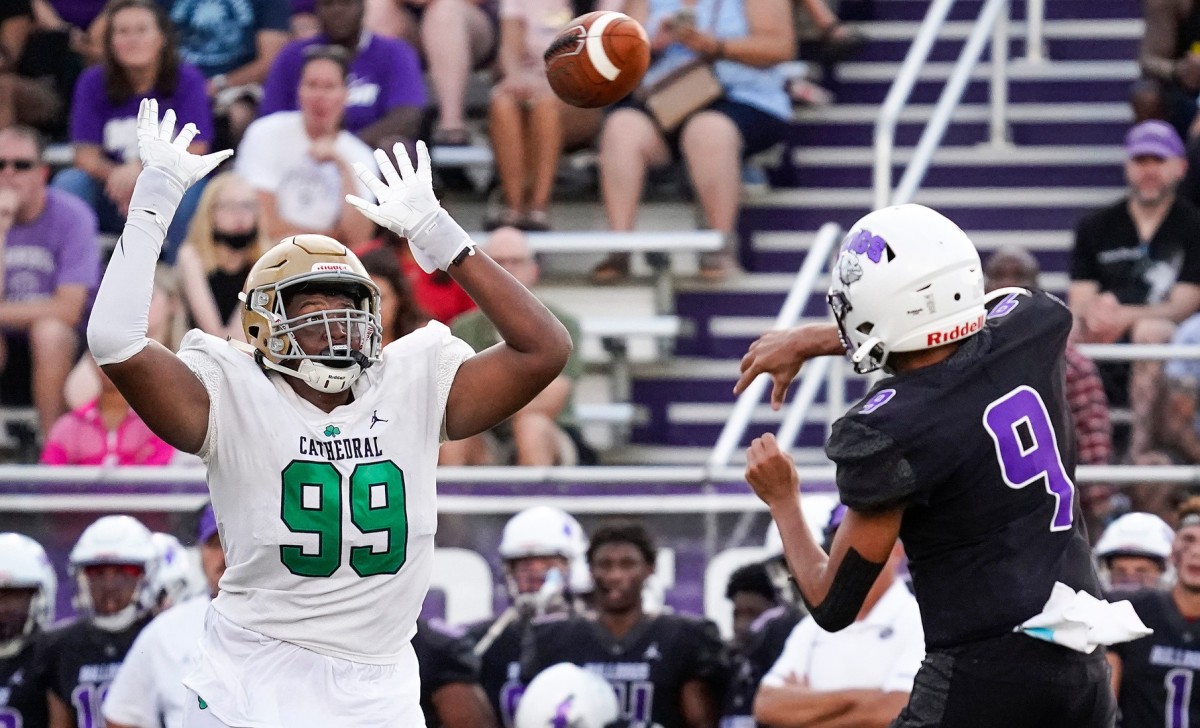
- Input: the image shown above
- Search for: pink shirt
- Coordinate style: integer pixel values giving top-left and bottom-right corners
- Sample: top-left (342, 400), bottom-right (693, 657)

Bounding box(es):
top-left (40, 400), bottom-right (177, 466)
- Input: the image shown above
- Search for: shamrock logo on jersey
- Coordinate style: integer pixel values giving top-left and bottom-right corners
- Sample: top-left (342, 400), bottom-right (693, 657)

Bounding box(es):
top-left (324, 425), bottom-right (340, 437)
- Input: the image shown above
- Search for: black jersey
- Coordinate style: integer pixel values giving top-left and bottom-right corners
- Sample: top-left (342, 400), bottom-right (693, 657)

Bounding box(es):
top-left (0, 636), bottom-right (48, 728)
top-left (40, 615), bottom-right (151, 728)
top-left (522, 612), bottom-right (728, 728)
top-left (465, 614), bottom-right (527, 728)
top-left (826, 290), bottom-right (1102, 649)
top-left (1109, 589), bottom-right (1200, 728)
top-left (720, 605), bottom-right (804, 727)
top-left (413, 619), bottom-right (482, 728)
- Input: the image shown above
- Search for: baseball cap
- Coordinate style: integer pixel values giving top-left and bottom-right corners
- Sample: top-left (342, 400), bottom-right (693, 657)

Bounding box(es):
top-left (197, 504), bottom-right (218, 545)
top-left (1125, 120), bottom-right (1185, 160)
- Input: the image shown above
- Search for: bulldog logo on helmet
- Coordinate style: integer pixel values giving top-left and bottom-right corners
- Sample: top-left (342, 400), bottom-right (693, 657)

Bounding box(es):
top-left (837, 253), bottom-right (863, 286)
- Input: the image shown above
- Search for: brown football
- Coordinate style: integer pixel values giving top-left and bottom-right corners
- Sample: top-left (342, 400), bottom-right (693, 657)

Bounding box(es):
top-left (543, 11), bottom-right (651, 109)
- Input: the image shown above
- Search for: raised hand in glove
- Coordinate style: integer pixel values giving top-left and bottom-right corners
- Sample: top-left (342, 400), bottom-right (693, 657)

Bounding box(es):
top-left (136, 98), bottom-right (233, 194)
top-left (346, 141), bottom-right (474, 274)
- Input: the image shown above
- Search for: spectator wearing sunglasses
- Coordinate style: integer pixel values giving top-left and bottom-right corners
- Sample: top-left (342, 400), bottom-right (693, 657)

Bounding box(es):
top-left (0, 124), bottom-right (100, 441)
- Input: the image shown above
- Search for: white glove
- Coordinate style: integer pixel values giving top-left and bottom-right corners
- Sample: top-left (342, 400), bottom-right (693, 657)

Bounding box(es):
top-left (136, 98), bottom-right (233, 195)
top-left (346, 141), bottom-right (474, 274)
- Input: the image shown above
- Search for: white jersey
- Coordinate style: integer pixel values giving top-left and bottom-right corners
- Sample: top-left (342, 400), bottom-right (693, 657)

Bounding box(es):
top-left (177, 322), bottom-right (473, 664)
top-left (103, 595), bottom-right (210, 728)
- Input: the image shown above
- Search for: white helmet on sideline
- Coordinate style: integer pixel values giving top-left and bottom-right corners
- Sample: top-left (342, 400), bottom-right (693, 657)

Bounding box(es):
top-left (500, 507), bottom-right (581, 562)
top-left (828, 204), bottom-right (985, 373)
top-left (500, 507), bottom-right (586, 609)
top-left (514, 663), bottom-right (620, 728)
top-left (0, 533), bottom-right (57, 656)
top-left (69, 515), bottom-right (157, 629)
top-left (150, 532), bottom-right (205, 610)
top-left (1095, 513), bottom-right (1175, 565)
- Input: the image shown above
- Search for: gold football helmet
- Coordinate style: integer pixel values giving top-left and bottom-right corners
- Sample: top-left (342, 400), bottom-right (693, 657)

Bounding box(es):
top-left (240, 235), bottom-right (382, 393)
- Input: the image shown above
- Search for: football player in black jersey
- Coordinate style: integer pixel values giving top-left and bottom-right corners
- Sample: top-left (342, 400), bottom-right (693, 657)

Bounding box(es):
top-left (522, 521), bottom-right (728, 728)
top-left (737, 204), bottom-right (1149, 727)
top-left (719, 562), bottom-right (803, 727)
top-left (465, 506), bottom-right (587, 727)
top-left (413, 619), bottom-right (498, 728)
top-left (0, 532), bottom-right (57, 728)
top-left (42, 516), bottom-right (157, 728)
top-left (1109, 498), bottom-right (1200, 728)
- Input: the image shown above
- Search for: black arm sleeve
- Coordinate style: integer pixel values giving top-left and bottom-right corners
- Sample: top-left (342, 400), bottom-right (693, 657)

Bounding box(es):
top-left (801, 547), bottom-right (886, 633)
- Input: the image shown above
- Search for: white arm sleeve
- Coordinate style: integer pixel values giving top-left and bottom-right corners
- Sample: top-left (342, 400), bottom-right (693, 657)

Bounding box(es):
top-left (87, 167), bottom-right (184, 365)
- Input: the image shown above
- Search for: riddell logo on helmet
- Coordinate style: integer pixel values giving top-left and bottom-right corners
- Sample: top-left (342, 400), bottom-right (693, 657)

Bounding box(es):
top-left (926, 315), bottom-right (984, 346)
top-left (311, 263), bottom-right (351, 272)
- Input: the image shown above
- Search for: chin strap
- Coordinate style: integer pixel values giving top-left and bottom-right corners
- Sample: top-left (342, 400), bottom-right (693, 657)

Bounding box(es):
top-left (257, 353), bottom-right (364, 394)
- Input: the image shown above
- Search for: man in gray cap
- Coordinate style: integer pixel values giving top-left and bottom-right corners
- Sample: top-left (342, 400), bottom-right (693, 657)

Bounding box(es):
top-left (104, 505), bottom-right (225, 728)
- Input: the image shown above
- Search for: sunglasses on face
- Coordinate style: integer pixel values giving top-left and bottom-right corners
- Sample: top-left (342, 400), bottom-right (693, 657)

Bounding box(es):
top-left (0, 159), bottom-right (36, 172)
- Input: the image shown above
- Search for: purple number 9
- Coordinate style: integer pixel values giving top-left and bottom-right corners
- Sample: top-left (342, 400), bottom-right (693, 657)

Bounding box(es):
top-left (0, 707), bottom-right (20, 728)
top-left (859, 389), bottom-right (896, 415)
top-left (982, 386), bottom-right (1075, 531)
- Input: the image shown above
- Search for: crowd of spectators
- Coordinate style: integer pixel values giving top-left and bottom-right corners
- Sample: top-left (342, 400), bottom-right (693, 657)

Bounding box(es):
top-left (0, 0), bottom-right (874, 465)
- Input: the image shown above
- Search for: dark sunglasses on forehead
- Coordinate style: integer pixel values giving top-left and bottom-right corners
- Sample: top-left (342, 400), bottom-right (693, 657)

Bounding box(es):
top-left (0, 159), bottom-right (37, 172)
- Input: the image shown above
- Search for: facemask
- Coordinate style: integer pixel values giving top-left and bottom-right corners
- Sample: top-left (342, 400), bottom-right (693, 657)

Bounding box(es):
top-left (213, 229), bottom-right (258, 251)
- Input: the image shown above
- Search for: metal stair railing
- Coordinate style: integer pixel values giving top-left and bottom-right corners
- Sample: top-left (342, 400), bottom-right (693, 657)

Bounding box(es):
top-left (704, 221), bottom-right (843, 474)
top-left (875, 0), bottom-right (1013, 210)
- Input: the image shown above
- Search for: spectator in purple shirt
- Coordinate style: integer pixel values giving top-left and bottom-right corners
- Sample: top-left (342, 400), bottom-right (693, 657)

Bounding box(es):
top-left (0, 125), bottom-right (99, 439)
top-left (259, 0), bottom-right (426, 152)
top-left (51, 0), bottom-right (213, 263)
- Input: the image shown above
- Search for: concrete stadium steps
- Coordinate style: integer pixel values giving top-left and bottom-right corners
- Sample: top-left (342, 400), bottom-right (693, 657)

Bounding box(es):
top-left (783, 141), bottom-right (1126, 189)
top-left (820, 60), bottom-right (1136, 105)
top-left (830, 20), bottom-right (1139, 64)
top-left (751, 229), bottom-right (1076, 279)
top-left (842, 0), bottom-right (1139, 22)
top-left (624, 355), bottom-right (864, 449)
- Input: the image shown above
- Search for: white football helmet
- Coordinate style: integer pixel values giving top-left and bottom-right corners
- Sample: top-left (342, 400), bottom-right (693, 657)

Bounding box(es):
top-left (500, 507), bottom-right (581, 562)
top-left (150, 532), bottom-right (205, 610)
top-left (1095, 513), bottom-right (1175, 564)
top-left (500, 507), bottom-right (586, 608)
top-left (69, 515), bottom-right (158, 630)
top-left (828, 204), bottom-right (986, 373)
top-left (514, 663), bottom-right (620, 728)
top-left (0, 533), bottom-right (57, 656)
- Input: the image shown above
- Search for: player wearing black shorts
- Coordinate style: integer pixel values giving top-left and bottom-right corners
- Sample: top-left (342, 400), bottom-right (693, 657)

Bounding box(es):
top-left (739, 204), bottom-right (1148, 728)
top-left (521, 522), bottom-right (728, 728)
top-left (1108, 498), bottom-right (1200, 728)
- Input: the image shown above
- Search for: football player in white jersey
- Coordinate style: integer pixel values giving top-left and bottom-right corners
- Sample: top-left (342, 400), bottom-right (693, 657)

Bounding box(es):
top-left (86, 100), bottom-right (572, 727)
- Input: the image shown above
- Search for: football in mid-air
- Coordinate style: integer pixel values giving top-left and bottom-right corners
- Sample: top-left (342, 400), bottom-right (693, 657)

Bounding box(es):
top-left (544, 11), bottom-right (651, 109)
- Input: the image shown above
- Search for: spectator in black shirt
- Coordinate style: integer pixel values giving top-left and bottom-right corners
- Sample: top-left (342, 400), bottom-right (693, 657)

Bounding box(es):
top-left (1070, 121), bottom-right (1200, 501)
